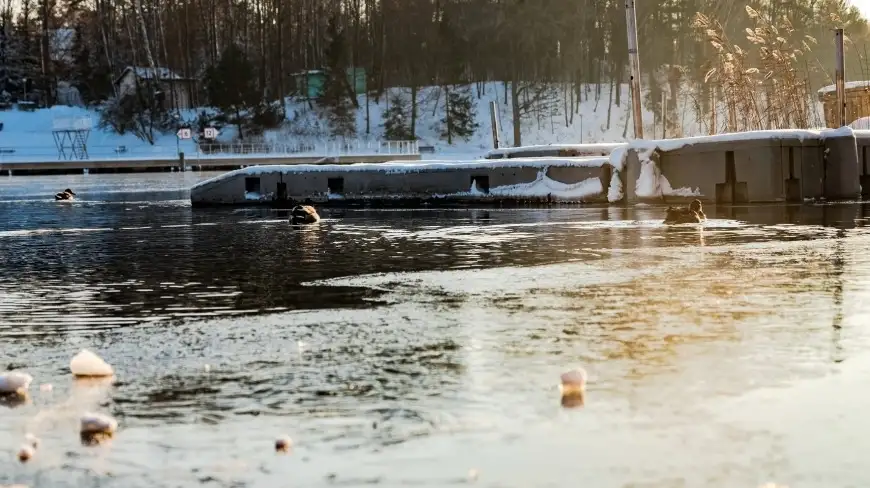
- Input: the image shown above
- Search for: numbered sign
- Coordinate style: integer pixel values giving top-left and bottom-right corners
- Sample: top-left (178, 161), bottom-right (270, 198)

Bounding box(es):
top-left (176, 128), bottom-right (192, 139)
top-left (204, 127), bottom-right (220, 139)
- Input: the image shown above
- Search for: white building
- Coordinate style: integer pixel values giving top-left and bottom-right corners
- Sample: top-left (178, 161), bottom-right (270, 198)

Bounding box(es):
top-left (113, 66), bottom-right (195, 110)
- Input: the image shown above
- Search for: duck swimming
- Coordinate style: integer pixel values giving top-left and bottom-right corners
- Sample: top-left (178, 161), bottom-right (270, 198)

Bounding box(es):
top-left (290, 205), bottom-right (320, 224)
top-left (55, 188), bottom-right (76, 201)
top-left (663, 199), bottom-right (706, 224)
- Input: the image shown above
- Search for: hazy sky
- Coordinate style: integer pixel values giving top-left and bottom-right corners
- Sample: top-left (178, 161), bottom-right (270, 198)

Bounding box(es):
top-left (852, 0), bottom-right (870, 17)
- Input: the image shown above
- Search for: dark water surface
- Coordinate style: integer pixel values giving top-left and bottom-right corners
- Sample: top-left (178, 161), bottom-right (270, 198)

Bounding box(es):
top-left (3, 173), bottom-right (870, 487)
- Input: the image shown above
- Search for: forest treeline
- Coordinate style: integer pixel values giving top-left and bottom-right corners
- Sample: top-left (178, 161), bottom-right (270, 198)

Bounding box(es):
top-left (1, 0), bottom-right (869, 143)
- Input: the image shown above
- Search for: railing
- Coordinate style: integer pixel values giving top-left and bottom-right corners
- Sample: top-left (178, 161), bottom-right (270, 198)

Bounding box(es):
top-left (196, 140), bottom-right (419, 157)
top-left (51, 116), bottom-right (94, 131)
top-left (0, 139), bottom-right (420, 163)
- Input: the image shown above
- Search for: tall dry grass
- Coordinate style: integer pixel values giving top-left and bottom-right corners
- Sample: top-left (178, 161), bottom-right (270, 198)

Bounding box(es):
top-left (692, 6), bottom-right (820, 132)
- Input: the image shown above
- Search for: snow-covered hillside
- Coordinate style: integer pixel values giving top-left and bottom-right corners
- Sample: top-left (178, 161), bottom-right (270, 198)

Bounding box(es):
top-left (0, 82), bottom-right (712, 162)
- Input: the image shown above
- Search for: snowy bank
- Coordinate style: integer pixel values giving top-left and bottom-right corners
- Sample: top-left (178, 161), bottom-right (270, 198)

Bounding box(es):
top-left (0, 81), bottom-right (710, 165)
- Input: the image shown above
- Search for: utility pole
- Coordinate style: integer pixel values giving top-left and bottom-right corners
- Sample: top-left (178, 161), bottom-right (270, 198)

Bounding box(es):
top-left (835, 28), bottom-right (846, 127)
top-left (490, 101), bottom-right (501, 149)
top-left (625, 0), bottom-right (644, 139)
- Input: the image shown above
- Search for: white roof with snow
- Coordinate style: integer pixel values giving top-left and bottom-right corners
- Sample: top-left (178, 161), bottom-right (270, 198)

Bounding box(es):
top-left (118, 66), bottom-right (187, 83)
top-left (849, 116), bottom-right (870, 130)
top-left (486, 143), bottom-right (627, 159)
top-left (818, 81), bottom-right (870, 95)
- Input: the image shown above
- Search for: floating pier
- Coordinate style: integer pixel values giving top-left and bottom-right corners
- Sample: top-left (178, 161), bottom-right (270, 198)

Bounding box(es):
top-left (190, 128), bottom-right (867, 207)
top-left (190, 157), bottom-right (613, 207)
top-left (484, 143), bottom-right (626, 159)
top-left (0, 153), bottom-right (421, 176)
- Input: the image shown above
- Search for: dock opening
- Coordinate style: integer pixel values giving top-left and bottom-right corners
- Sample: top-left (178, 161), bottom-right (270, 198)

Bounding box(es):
top-left (715, 151), bottom-right (748, 203)
top-left (785, 146), bottom-right (801, 202)
top-left (862, 146), bottom-right (870, 198)
top-left (245, 177), bottom-right (261, 194)
top-left (328, 177), bottom-right (344, 194)
top-left (471, 175), bottom-right (490, 193)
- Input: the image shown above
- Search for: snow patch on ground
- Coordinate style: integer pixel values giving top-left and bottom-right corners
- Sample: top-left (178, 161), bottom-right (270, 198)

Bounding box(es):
top-left (0, 82), bottom-right (709, 164)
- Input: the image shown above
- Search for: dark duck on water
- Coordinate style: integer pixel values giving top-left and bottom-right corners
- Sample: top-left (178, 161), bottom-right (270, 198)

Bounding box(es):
top-left (55, 188), bottom-right (76, 201)
top-left (290, 205), bottom-right (320, 224)
top-left (663, 199), bottom-right (706, 224)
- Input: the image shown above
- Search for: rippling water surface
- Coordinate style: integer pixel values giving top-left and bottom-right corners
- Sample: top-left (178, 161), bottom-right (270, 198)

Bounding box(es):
top-left (3, 173), bottom-right (870, 487)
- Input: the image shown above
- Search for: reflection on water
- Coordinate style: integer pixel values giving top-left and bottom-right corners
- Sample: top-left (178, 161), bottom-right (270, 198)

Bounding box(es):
top-left (3, 174), bottom-right (870, 487)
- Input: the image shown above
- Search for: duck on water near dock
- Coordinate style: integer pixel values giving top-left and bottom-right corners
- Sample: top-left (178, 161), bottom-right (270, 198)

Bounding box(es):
top-left (663, 199), bottom-right (706, 225)
top-left (290, 205), bottom-right (320, 224)
top-left (55, 188), bottom-right (76, 201)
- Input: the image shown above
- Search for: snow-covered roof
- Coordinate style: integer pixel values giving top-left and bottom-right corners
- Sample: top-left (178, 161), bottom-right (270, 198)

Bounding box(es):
top-left (115, 66), bottom-right (190, 85)
top-left (849, 116), bottom-right (870, 130)
top-left (291, 70), bottom-right (325, 76)
top-left (486, 143), bottom-right (626, 159)
top-left (818, 81), bottom-right (870, 95)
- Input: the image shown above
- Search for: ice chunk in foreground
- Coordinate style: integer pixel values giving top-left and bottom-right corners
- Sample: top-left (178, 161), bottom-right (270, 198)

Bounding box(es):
top-left (81, 413), bottom-right (118, 435)
top-left (275, 435), bottom-right (293, 453)
top-left (0, 372), bottom-right (33, 394)
top-left (17, 445), bottom-right (34, 462)
top-left (70, 349), bottom-right (114, 377)
top-left (81, 412), bottom-right (118, 444)
top-left (24, 433), bottom-right (39, 449)
top-left (559, 368), bottom-right (587, 393)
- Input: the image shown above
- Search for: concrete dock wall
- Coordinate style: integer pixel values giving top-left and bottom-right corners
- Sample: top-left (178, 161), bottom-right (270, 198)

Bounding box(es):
top-left (623, 128), bottom-right (861, 204)
top-left (191, 129), bottom-right (867, 208)
top-left (190, 159), bottom-right (613, 206)
top-left (854, 131), bottom-right (870, 198)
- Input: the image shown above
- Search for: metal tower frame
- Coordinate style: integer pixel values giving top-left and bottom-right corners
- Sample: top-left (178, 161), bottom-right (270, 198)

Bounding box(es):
top-left (52, 129), bottom-right (90, 160)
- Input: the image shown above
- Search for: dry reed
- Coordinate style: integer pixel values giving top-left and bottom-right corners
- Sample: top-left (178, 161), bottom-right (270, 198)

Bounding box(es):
top-left (692, 7), bottom-right (817, 131)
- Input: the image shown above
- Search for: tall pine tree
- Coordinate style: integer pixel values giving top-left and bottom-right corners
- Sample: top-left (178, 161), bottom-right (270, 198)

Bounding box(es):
top-left (382, 93), bottom-right (413, 140)
top-left (0, 22), bottom-right (9, 104)
top-left (3, 21), bottom-right (40, 103)
top-left (441, 86), bottom-right (478, 144)
top-left (206, 44), bottom-right (259, 140)
top-left (319, 15), bottom-right (355, 138)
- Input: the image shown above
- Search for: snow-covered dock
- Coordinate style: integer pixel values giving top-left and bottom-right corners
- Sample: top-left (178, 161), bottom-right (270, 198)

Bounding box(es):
top-left (190, 157), bottom-right (615, 206)
top-left (484, 143), bottom-right (626, 160)
top-left (0, 152), bottom-right (421, 175)
top-left (190, 129), bottom-right (869, 207)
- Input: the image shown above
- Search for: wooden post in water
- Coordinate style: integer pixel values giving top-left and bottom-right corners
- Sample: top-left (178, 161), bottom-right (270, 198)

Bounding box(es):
top-left (835, 28), bottom-right (846, 127)
top-left (490, 101), bottom-right (501, 149)
top-left (710, 88), bottom-right (716, 135)
top-left (661, 92), bottom-right (667, 139)
top-left (625, 0), bottom-right (644, 139)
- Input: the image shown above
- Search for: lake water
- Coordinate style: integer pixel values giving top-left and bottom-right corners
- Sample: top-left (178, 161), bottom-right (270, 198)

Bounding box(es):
top-left (2, 172), bottom-right (870, 487)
